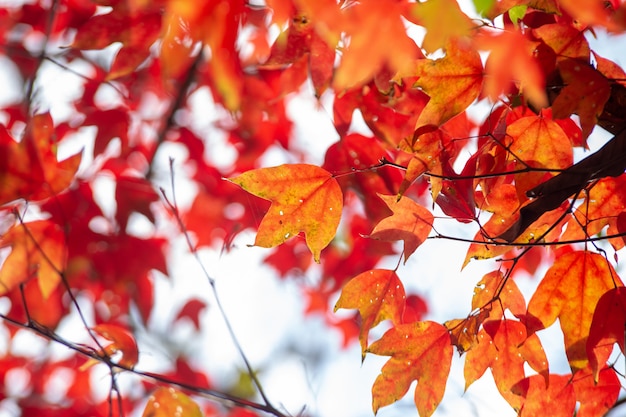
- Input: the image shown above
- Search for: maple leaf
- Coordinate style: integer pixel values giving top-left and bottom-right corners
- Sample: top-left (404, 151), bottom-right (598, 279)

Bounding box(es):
top-left (92, 324), bottom-right (139, 369)
top-left (367, 321), bottom-right (452, 417)
top-left (142, 387), bottom-right (202, 417)
top-left (464, 320), bottom-right (548, 410)
top-left (471, 270), bottom-right (526, 321)
top-left (333, 0), bottom-right (421, 90)
top-left (572, 364), bottom-right (621, 417)
top-left (533, 21), bottom-right (590, 61)
top-left (475, 28), bottom-right (548, 108)
top-left (561, 175), bottom-right (626, 242)
top-left (506, 110), bottom-right (573, 199)
top-left (334, 269), bottom-right (406, 356)
top-left (0, 113), bottom-right (81, 206)
top-left (404, 0), bottom-right (475, 54)
top-left (368, 194), bottom-right (433, 263)
top-left (0, 220), bottom-right (66, 299)
top-left (115, 176), bottom-right (160, 232)
top-left (175, 299), bottom-right (208, 331)
top-left (414, 38), bottom-right (483, 128)
top-left (586, 287), bottom-right (626, 381)
top-left (228, 164), bottom-right (343, 262)
top-left (322, 134), bottom-right (403, 223)
top-left (551, 59), bottom-right (611, 140)
top-left (511, 374), bottom-right (576, 417)
top-left (526, 251), bottom-right (622, 371)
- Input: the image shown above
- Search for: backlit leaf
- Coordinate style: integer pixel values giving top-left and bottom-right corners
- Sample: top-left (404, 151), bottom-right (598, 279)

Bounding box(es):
top-left (512, 374), bottom-right (576, 417)
top-left (552, 59), bottom-right (611, 140)
top-left (506, 111), bottom-right (573, 198)
top-left (228, 164), bottom-right (343, 262)
top-left (92, 323), bottom-right (139, 369)
top-left (405, 0), bottom-right (474, 54)
top-left (526, 251), bottom-right (622, 371)
top-left (413, 38), bottom-right (483, 128)
top-left (369, 194), bottom-right (433, 263)
top-left (0, 220), bottom-right (66, 299)
top-left (586, 287), bottom-right (626, 380)
top-left (142, 387), bottom-right (202, 417)
top-left (335, 269), bottom-right (406, 356)
top-left (465, 320), bottom-right (548, 409)
top-left (368, 321), bottom-right (452, 417)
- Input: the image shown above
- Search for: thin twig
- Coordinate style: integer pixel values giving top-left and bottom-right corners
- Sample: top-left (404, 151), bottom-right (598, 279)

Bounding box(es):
top-left (0, 312), bottom-right (287, 416)
top-left (160, 159), bottom-right (284, 415)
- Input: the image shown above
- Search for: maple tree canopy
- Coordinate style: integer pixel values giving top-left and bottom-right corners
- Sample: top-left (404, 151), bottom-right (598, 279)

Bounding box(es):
top-left (1, 0), bottom-right (626, 416)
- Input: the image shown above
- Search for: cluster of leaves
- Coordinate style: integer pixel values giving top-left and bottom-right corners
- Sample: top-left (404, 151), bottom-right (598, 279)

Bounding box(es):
top-left (1, 0), bottom-right (626, 416)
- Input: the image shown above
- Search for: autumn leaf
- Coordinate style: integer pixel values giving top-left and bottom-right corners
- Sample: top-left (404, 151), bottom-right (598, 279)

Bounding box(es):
top-left (475, 28), bottom-right (548, 108)
top-left (506, 110), bottom-right (573, 199)
top-left (0, 220), bottom-right (66, 299)
top-left (404, 0), bottom-right (474, 54)
top-left (368, 321), bottom-right (452, 417)
top-left (586, 287), bottom-right (626, 380)
top-left (334, 269), bottom-right (406, 356)
top-left (414, 38), bottom-right (483, 128)
top-left (368, 194), bottom-right (433, 263)
top-left (333, 0), bottom-right (421, 90)
top-left (175, 299), bottom-right (208, 331)
top-left (471, 270), bottom-right (526, 321)
top-left (572, 364), bottom-right (621, 417)
top-left (533, 22), bottom-right (590, 61)
top-left (551, 59), bottom-right (611, 140)
top-left (464, 320), bottom-right (548, 410)
top-left (92, 324), bottom-right (139, 369)
top-left (0, 113), bottom-right (81, 206)
top-left (228, 164), bottom-right (343, 262)
top-left (511, 374), bottom-right (576, 417)
top-left (142, 387), bottom-right (202, 417)
top-left (526, 251), bottom-right (622, 371)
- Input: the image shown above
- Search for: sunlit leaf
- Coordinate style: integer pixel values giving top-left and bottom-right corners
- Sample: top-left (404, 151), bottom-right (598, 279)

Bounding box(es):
top-left (368, 321), bottom-right (452, 417)
top-left (512, 374), bottom-right (576, 417)
top-left (335, 269), bottom-right (406, 356)
top-left (586, 287), bottom-right (626, 380)
top-left (92, 323), bottom-right (139, 369)
top-left (526, 251), bottom-right (622, 371)
top-left (368, 194), bottom-right (433, 262)
top-left (228, 164), bottom-right (343, 262)
top-left (142, 387), bottom-right (202, 417)
top-left (414, 38), bottom-right (483, 128)
top-left (0, 220), bottom-right (66, 299)
top-left (465, 320), bottom-right (548, 410)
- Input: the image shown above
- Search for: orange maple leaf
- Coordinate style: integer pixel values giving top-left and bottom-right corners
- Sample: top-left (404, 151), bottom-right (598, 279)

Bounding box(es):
top-left (533, 21), bottom-right (590, 61)
top-left (228, 164), bottom-right (342, 262)
top-left (91, 324), bottom-right (139, 369)
top-left (334, 269), bottom-right (406, 356)
top-left (142, 387), bottom-right (202, 417)
top-left (551, 59), bottom-right (611, 140)
top-left (464, 320), bottom-right (548, 410)
top-left (506, 110), bottom-right (573, 198)
top-left (471, 270), bottom-right (526, 321)
top-left (561, 175), bottom-right (626, 243)
top-left (512, 374), bottom-right (576, 417)
top-left (413, 38), bottom-right (483, 128)
top-left (0, 220), bottom-right (66, 299)
top-left (368, 321), bottom-right (452, 417)
top-left (333, 0), bottom-right (421, 90)
top-left (368, 194), bottom-right (433, 263)
top-left (404, 0), bottom-right (474, 54)
top-left (526, 251), bottom-right (623, 371)
top-left (476, 28), bottom-right (548, 108)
